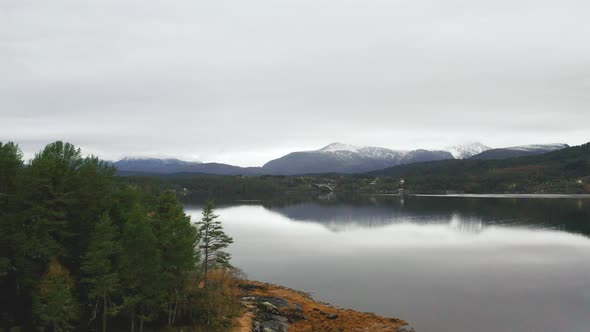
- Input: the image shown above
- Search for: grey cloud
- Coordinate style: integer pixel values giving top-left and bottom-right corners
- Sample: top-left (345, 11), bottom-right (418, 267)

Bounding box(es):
top-left (1, 0), bottom-right (589, 166)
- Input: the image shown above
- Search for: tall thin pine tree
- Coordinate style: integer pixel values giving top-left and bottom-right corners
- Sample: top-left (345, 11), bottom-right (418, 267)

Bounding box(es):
top-left (196, 202), bottom-right (233, 284)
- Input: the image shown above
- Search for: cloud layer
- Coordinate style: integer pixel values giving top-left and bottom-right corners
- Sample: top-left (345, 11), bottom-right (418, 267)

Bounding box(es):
top-left (2, 0), bottom-right (589, 165)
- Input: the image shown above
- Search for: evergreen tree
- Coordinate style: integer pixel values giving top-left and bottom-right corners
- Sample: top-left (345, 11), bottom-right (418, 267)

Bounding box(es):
top-left (0, 141), bottom-right (241, 330)
top-left (33, 258), bottom-right (79, 331)
top-left (81, 213), bottom-right (120, 332)
top-left (119, 205), bottom-right (162, 332)
top-left (23, 141), bottom-right (115, 270)
top-left (0, 142), bottom-right (23, 325)
top-left (152, 190), bottom-right (199, 326)
top-left (0, 142), bottom-right (23, 276)
top-left (196, 201), bottom-right (233, 283)
top-left (0, 141), bottom-right (22, 199)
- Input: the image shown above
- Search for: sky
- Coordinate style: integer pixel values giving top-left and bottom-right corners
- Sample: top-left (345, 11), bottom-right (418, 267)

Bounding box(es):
top-left (1, 0), bottom-right (589, 166)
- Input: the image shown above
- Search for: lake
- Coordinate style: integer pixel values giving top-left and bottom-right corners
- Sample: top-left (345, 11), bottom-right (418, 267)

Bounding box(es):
top-left (185, 195), bottom-right (590, 332)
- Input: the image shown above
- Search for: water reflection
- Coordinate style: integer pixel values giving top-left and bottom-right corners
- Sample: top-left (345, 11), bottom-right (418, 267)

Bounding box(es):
top-left (185, 196), bottom-right (590, 332)
top-left (317, 191), bottom-right (336, 201)
top-left (449, 213), bottom-right (484, 233)
top-left (253, 195), bottom-right (590, 236)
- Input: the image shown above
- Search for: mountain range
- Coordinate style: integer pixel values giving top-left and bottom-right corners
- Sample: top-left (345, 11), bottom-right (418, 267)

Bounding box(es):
top-left (469, 143), bottom-right (569, 160)
top-left (113, 142), bottom-right (569, 176)
top-left (261, 143), bottom-right (453, 175)
top-left (371, 142), bottom-right (588, 194)
top-left (114, 158), bottom-right (262, 176)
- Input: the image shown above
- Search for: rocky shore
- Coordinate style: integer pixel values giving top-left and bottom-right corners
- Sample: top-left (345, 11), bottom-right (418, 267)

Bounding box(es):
top-left (235, 281), bottom-right (414, 332)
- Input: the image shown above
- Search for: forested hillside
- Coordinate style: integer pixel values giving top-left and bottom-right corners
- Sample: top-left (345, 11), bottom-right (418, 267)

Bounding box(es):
top-left (120, 173), bottom-right (324, 204)
top-left (370, 142), bottom-right (590, 193)
top-left (0, 141), bottom-right (240, 331)
top-left (117, 143), bottom-right (590, 198)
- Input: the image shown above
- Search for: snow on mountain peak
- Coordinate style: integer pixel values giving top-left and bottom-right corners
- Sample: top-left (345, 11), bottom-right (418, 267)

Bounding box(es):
top-left (445, 142), bottom-right (491, 159)
top-left (507, 143), bottom-right (569, 152)
top-left (320, 142), bottom-right (360, 153)
top-left (317, 143), bottom-right (407, 161)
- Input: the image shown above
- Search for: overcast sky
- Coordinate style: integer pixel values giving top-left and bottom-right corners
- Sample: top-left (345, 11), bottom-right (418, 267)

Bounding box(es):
top-left (2, 0), bottom-right (589, 166)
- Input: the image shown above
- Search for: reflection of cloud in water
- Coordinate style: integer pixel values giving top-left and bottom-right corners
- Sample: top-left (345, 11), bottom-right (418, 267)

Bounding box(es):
top-left (186, 201), bottom-right (590, 332)
top-left (205, 205), bottom-right (590, 250)
top-left (449, 213), bottom-right (484, 234)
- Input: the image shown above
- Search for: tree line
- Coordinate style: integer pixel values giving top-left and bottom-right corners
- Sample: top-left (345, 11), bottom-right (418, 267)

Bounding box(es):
top-left (120, 142), bottom-right (590, 197)
top-left (367, 142), bottom-right (590, 194)
top-left (0, 141), bottom-right (238, 331)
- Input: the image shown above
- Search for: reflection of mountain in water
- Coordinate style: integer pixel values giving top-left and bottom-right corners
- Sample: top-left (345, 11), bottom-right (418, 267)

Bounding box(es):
top-left (268, 201), bottom-right (473, 232)
top-left (265, 196), bottom-right (590, 235)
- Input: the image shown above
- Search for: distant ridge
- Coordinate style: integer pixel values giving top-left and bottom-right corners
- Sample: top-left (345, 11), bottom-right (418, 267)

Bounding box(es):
top-left (261, 142), bottom-right (453, 175)
top-left (113, 158), bottom-right (262, 176)
top-left (112, 142), bottom-right (571, 176)
top-left (470, 143), bottom-right (569, 160)
top-left (371, 142), bottom-right (589, 194)
top-left (114, 158), bottom-right (199, 174)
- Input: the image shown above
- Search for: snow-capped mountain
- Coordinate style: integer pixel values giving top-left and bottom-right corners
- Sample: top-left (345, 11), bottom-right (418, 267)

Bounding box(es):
top-left (112, 142), bottom-right (572, 175)
top-left (319, 142), bottom-right (361, 153)
top-left (317, 143), bottom-right (406, 161)
top-left (261, 143), bottom-right (453, 175)
top-left (445, 142), bottom-right (491, 159)
top-left (470, 143), bottom-right (569, 160)
top-left (505, 143), bottom-right (570, 152)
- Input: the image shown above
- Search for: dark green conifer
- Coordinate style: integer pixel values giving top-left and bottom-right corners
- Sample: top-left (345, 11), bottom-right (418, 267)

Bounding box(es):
top-left (33, 258), bottom-right (79, 331)
top-left (81, 213), bottom-right (120, 332)
top-left (196, 201), bottom-right (234, 282)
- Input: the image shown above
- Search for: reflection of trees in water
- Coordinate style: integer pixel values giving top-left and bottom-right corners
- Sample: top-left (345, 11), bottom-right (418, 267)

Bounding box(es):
top-left (263, 196), bottom-right (590, 236)
top-left (182, 194), bottom-right (590, 235)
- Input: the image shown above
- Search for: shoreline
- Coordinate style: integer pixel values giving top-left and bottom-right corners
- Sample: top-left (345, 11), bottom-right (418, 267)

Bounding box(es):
top-left (367, 193), bottom-right (590, 199)
top-left (413, 193), bottom-right (590, 199)
top-left (235, 280), bottom-right (413, 332)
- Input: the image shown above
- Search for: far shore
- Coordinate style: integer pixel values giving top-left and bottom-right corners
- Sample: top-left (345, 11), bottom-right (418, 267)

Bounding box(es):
top-left (366, 193), bottom-right (590, 199)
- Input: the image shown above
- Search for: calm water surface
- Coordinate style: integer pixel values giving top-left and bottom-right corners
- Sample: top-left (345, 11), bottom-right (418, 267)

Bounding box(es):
top-left (186, 196), bottom-right (590, 332)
